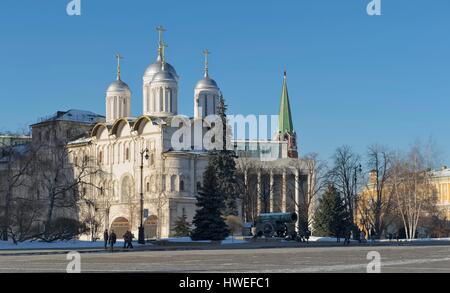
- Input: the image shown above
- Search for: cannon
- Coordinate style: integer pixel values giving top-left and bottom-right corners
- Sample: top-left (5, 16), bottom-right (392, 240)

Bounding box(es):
top-left (254, 212), bottom-right (298, 239)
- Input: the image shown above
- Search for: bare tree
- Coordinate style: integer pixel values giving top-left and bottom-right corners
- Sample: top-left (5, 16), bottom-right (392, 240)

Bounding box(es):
top-left (0, 138), bottom-right (38, 241)
top-left (286, 154), bottom-right (327, 233)
top-left (235, 155), bottom-right (257, 222)
top-left (152, 175), bottom-right (169, 239)
top-left (31, 130), bottom-right (104, 241)
top-left (392, 145), bottom-right (437, 239)
top-left (358, 145), bottom-right (395, 239)
top-left (78, 163), bottom-right (113, 242)
top-left (329, 146), bottom-right (362, 227)
top-left (8, 196), bottom-right (44, 243)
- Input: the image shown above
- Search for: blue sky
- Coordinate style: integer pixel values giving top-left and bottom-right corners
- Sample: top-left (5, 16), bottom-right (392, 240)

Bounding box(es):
top-left (0, 0), bottom-right (449, 164)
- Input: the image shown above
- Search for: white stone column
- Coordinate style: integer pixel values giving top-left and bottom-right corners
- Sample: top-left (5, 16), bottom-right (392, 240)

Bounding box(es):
top-left (243, 169), bottom-right (248, 221)
top-left (282, 169), bottom-right (287, 213)
top-left (295, 169), bottom-right (300, 233)
top-left (257, 171), bottom-right (262, 214)
top-left (190, 155), bottom-right (196, 196)
top-left (269, 171), bottom-right (274, 212)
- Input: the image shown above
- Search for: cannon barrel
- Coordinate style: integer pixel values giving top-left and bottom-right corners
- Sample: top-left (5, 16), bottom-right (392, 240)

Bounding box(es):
top-left (256, 212), bottom-right (298, 224)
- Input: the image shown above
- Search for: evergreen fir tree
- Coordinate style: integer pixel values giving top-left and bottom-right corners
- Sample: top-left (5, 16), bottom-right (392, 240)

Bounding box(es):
top-left (211, 95), bottom-right (239, 216)
top-left (313, 184), bottom-right (351, 239)
top-left (191, 162), bottom-right (229, 241)
top-left (172, 214), bottom-right (192, 237)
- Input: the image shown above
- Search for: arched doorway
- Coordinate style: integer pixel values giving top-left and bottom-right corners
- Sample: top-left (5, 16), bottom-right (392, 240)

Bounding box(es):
top-left (110, 217), bottom-right (130, 239)
top-left (121, 176), bottom-right (134, 203)
top-left (144, 216), bottom-right (158, 239)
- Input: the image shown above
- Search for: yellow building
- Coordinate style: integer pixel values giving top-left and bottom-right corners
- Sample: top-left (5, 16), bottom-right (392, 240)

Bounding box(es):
top-left (431, 167), bottom-right (450, 221)
top-left (356, 170), bottom-right (398, 238)
top-left (356, 168), bottom-right (450, 238)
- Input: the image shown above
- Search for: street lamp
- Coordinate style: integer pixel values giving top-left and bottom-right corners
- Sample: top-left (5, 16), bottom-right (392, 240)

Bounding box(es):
top-left (138, 148), bottom-right (149, 244)
top-left (353, 164), bottom-right (363, 222)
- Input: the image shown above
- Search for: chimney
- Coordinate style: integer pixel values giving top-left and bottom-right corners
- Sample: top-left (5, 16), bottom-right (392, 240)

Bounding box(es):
top-left (369, 169), bottom-right (377, 185)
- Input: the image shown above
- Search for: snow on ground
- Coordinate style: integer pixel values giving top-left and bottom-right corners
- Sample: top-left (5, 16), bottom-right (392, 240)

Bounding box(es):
top-left (310, 236), bottom-right (450, 243)
top-left (0, 240), bottom-right (129, 250)
top-left (377, 237), bottom-right (450, 242)
top-left (163, 236), bottom-right (248, 245)
top-left (1, 237), bottom-right (449, 250)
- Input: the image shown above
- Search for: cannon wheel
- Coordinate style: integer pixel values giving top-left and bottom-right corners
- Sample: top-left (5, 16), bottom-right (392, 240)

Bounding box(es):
top-left (263, 222), bottom-right (275, 238)
top-left (276, 224), bottom-right (288, 238)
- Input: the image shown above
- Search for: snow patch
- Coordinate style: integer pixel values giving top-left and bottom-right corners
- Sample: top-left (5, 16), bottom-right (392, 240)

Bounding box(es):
top-left (162, 236), bottom-right (248, 245)
top-left (0, 240), bottom-right (134, 250)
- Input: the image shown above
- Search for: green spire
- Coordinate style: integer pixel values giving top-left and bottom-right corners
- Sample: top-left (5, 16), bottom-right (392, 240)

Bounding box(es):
top-left (278, 70), bottom-right (294, 135)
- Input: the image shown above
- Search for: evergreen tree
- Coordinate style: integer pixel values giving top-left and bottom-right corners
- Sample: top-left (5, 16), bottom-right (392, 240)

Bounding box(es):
top-left (172, 214), bottom-right (192, 237)
top-left (313, 184), bottom-right (351, 239)
top-left (191, 162), bottom-right (229, 241)
top-left (211, 95), bottom-right (239, 216)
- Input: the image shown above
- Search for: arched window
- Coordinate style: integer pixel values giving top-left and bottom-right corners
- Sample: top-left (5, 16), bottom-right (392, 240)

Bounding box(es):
top-left (121, 176), bottom-right (133, 202)
top-left (146, 181), bottom-right (150, 193)
top-left (204, 95), bottom-right (208, 117)
top-left (161, 175), bottom-right (166, 192)
top-left (152, 88), bottom-right (156, 111)
top-left (159, 87), bottom-right (164, 111)
top-left (168, 89), bottom-right (172, 112)
top-left (179, 180), bottom-right (185, 192)
top-left (170, 175), bottom-right (176, 192)
top-left (150, 175), bottom-right (156, 192)
top-left (98, 150), bottom-right (103, 164)
top-left (125, 147), bottom-right (129, 161)
top-left (149, 153), bottom-right (154, 165)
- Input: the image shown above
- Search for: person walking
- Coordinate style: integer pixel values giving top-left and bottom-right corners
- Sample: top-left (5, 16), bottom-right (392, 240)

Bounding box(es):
top-left (126, 231), bottom-right (134, 249)
top-left (360, 231), bottom-right (366, 243)
top-left (109, 230), bottom-right (117, 252)
top-left (305, 229), bottom-right (311, 244)
top-left (103, 229), bottom-right (109, 250)
top-left (123, 231), bottom-right (128, 249)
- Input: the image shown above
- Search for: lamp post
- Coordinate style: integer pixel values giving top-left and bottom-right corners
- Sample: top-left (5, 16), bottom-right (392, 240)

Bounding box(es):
top-left (138, 148), bottom-right (149, 244)
top-left (353, 164), bottom-right (363, 223)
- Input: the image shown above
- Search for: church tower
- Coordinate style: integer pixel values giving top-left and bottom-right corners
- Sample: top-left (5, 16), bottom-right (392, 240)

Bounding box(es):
top-left (194, 49), bottom-right (220, 119)
top-left (278, 71), bottom-right (298, 158)
top-left (143, 26), bottom-right (179, 117)
top-left (106, 54), bottom-right (131, 123)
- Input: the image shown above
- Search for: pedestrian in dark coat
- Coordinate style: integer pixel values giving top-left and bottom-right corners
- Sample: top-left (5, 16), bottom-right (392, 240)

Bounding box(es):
top-left (109, 231), bottom-right (117, 252)
top-left (103, 229), bottom-right (109, 250)
top-left (123, 231), bottom-right (128, 248)
top-left (305, 229), bottom-right (311, 244)
top-left (127, 231), bottom-right (134, 249)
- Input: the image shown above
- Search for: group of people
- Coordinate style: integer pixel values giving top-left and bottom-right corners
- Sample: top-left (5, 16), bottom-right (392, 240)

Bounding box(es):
top-left (104, 229), bottom-right (116, 252)
top-left (122, 230), bottom-right (135, 249)
top-left (103, 229), bottom-right (135, 252)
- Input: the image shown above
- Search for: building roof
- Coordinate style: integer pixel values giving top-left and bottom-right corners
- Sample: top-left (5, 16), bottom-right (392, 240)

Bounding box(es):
top-left (278, 71), bottom-right (294, 135)
top-left (431, 167), bottom-right (450, 178)
top-left (33, 109), bottom-right (105, 126)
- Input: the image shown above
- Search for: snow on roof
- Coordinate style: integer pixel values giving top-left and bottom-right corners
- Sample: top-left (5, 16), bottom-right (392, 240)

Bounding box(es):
top-left (35, 109), bottom-right (105, 125)
top-left (67, 136), bottom-right (92, 146)
top-left (432, 167), bottom-right (450, 178)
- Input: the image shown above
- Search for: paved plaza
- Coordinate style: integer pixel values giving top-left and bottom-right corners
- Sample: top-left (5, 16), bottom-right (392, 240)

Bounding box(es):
top-left (0, 244), bottom-right (449, 273)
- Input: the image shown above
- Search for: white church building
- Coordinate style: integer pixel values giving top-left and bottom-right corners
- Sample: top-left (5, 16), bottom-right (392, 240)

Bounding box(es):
top-left (58, 27), bottom-right (306, 240)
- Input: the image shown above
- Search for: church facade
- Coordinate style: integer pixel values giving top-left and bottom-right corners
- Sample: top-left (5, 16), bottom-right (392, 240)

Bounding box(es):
top-left (63, 28), bottom-right (305, 240)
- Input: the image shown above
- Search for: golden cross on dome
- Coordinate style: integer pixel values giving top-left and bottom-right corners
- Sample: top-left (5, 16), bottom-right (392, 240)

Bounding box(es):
top-left (203, 49), bottom-right (210, 77)
top-left (115, 53), bottom-right (124, 80)
top-left (156, 25), bottom-right (166, 45)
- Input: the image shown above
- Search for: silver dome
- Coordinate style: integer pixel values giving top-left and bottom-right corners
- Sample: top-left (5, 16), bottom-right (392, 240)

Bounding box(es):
top-left (151, 68), bottom-right (177, 83)
top-left (107, 79), bottom-right (131, 93)
top-left (144, 60), bottom-right (178, 79)
top-left (195, 77), bottom-right (218, 90)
